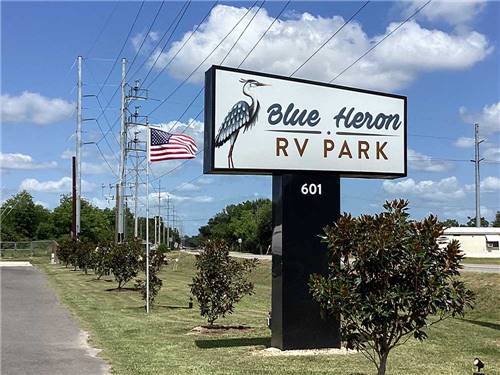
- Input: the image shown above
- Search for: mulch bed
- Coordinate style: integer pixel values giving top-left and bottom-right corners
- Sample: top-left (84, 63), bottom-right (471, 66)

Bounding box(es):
top-left (189, 325), bottom-right (253, 335)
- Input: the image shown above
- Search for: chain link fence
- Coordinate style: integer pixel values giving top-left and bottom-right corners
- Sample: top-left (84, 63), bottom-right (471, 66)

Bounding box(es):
top-left (0, 240), bottom-right (58, 258)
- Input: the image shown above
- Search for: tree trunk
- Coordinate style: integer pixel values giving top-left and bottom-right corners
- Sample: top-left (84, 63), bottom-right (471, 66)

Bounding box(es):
top-left (378, 352), bottom-right (388, 375)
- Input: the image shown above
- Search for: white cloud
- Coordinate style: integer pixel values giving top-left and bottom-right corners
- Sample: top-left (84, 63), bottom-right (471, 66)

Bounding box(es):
top-left (454, 136), bottom-right (474, 148)
top-left (170, 193), bottom-right (213, 203)
top-left (480, 176), bottom-right (500, 192)
top-left (19, 177), bottom-right (96, 193)
top-left (484, 146), bottom-right (500, 162)
top-left (1, 92), bottom-right (74, 125)
top-left (60, 149), bottom-right (74, 160)
top-left (153, 5), bottom-right (491, 91)
top-left (131, 31), bottom-right (159, 53)
top-left (383, 176), bottom-right (466, 201)
top-left (177, 182), bottom-right (200, 191)
top-left (197, 176), bottom-right (213, 185)
top-left (0, 153), bottom-right (58, 170)
top-left (408, 149), bottom-right (452, 172)
top-left (90, 197), bottom-right (112, 209)
top-left (82, 162), bottom-right (109, 175)
top-left (147, 191), bottom-right (213, 204)
top-left (34, 200), bottom-right (50, 209)
top-left (402, 0), bottom-right (486, 26)
top-left (459, 101), bottom-right (500, 135)
top-left (443, 205), bottom-right (493, 220)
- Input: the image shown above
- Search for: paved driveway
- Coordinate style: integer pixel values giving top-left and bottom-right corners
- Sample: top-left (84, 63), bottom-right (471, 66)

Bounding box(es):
top-left (0, 263), bottom-right (109, 375)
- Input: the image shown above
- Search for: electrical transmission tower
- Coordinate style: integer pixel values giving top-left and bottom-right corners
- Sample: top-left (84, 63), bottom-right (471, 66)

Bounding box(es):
top-left (124, 80), bottom-right (149, 240)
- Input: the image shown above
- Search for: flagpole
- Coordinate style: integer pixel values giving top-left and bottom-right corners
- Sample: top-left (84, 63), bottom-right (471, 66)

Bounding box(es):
top-left (145, 125), bottom-right (150, 314)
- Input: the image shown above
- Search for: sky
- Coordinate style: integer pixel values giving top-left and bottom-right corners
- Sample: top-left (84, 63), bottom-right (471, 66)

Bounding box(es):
top-left (1, 0), bottom-right (499, 235)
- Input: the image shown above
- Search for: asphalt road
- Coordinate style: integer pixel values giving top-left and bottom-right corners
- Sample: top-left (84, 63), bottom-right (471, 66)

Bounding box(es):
top-left (461, 263), bottom-right (500, 273)
top-left (183, 250), bottom-right (500, 272)
top-left (0, 263), bottom-right (109, 375)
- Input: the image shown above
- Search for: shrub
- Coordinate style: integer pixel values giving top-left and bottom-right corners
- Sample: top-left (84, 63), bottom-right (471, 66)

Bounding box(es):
top-left (309, 199), bottom-right (475, 375)
top-left (109, 240), bottom-right (142, 289)
top-left (75, 241), bottom-right (94, 274)
top-left (157, 243), bottom-right (169, 253)
top-left (92, 243), bottom-right (112, 280)
top-left (190, 239), bottom-right (258, 326)
top-left (136, 249), bottom-right (168, 307)
top-left (57, 238), bottom-right (75, 267)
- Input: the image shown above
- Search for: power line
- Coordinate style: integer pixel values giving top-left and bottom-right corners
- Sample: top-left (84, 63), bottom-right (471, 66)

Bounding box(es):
top-left (95, 142), bottom-right (119, 178)
top-left (92, 1), bottom-right (170, 143)
top-left (238, 0), bottom-right (290, 68)
top-left (140, 1), bottom-right (192, 88)
top-left (164, 2), bottom-right (264, 134)
top-left (85, 2), bottom-right (119, 57)
top-left (95, 1), bottom-right (145, 99)
top-left (143, 1), bottom-right (219, 91)
top-left (329, 0), bottom-right (432, 83)
top-left (147, 1), bottom-right (259, 116)
top-left (290, 1), bottom-right (370, 77)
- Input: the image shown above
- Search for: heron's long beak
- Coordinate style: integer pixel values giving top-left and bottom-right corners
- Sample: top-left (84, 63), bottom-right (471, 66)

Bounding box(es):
top-left (257, 83), bottom-right (270, 87)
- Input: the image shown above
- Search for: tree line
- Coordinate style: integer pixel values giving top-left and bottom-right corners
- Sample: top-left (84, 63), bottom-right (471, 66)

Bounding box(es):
top-left (0, 191), bottom-right (180, 245)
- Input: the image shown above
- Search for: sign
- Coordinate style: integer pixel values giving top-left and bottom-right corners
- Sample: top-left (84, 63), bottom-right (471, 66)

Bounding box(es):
top-left (204, 65), bottom-right (407, 178)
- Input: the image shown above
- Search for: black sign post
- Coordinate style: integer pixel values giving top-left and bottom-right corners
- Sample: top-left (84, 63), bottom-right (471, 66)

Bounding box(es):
top-left (271, 173), bottom-right (341, 350)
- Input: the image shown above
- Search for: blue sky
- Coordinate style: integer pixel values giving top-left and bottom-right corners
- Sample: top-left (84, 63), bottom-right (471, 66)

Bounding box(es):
top-left (1, 1), bottom-right (499, 235)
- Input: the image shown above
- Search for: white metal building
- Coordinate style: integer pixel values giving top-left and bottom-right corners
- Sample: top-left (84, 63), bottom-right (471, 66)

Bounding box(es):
top-left (439, 227), bottom-right (500, 258)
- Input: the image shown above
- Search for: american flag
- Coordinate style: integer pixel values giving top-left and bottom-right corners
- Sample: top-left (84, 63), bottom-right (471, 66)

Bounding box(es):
top-left (149, 127), bottom-right (198, 162)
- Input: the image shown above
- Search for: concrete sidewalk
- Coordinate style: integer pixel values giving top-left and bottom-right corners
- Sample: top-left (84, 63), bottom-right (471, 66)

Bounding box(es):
top-left (0, 263), bottom-right (110, 375)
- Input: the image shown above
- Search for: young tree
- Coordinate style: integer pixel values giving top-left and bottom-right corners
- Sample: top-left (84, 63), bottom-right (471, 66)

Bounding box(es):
top-left (92, 243), bottom-right (112, 279)
top-left (136, 249), bottom-right (168, 308)
top-left (309, 200), bottom-right (474, 375)
top-left (492, 211), bottom-right (500, 227)
top-left (109, 241), bottom-right (142, 289)
top-left (440, 218), bottom-right (459, 228)
top-left (190, 240), bottom-right (258, 326)
top-left (466, 216), bottom-right (489, 227)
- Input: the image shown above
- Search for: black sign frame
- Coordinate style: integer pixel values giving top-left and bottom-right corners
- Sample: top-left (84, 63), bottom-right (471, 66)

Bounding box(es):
top-left (204, 65), bottom-right (407, 179)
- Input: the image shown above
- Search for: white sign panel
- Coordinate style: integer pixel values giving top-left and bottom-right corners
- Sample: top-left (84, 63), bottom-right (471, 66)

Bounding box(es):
top-left (204, 66), bottom-right (407, 178)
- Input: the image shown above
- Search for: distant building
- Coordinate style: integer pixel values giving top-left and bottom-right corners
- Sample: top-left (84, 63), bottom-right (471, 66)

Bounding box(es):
top-left (439, 227), bottom-right (500, 258)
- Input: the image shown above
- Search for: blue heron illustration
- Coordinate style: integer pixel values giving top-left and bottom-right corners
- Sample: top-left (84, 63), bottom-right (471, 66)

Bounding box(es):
top-left (215, 78), bottom-right (269, 168)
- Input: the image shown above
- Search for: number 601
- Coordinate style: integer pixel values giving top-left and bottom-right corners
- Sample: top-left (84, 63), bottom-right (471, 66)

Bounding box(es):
top-left (301, 183), bottom-right (322, 195)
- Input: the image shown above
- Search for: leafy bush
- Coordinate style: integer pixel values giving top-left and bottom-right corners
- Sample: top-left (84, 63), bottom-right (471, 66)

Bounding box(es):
top-left (309, 200), bottom-right (475, 375)
top-left (157, 243), bottom-right (170, 253)
top-left (136, 249), bottom-right (168, 307)
top-left (75, 241), bottom-right (94, 274)
top-left (57, 238), bottom-right (75, 267)
top-left (109, 240), bottom-right (142, 289)
top-left (92, 243), bottom-right (112, 279)
top-left (190, 239), bottom-right (258, 326)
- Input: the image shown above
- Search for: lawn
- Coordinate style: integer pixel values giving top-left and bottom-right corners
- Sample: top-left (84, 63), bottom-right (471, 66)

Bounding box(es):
top-left (34, 252), bottom-right (500, 375)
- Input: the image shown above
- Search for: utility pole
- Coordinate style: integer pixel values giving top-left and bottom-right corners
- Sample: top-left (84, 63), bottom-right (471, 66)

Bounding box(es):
top-left (125, 81), bottom-right (148, 239)
top-left (166, 196), bottom-right (171, 249)
top-left (75, 56), bottom-right (82, 238)
top-left (472, 123), bottom-right (484, 228)
top-left (158, 180), bottom-right (162, 245)
top-left (72, 156), bottom-right (77, 240)
top-left (172, 207), bottom-right (176, 248)
top-left (154, 216), bottom-right (157, 244)
top-left (117, 58), bottom-right (127, 243)
top-left (115, 184), bottom-right (120, 243)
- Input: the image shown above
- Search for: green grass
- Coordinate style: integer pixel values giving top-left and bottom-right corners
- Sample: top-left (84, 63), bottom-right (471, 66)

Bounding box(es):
top-left (34, 252), bottom-right (500, 375)
top-left (463, 257), bottom-right (500, 265)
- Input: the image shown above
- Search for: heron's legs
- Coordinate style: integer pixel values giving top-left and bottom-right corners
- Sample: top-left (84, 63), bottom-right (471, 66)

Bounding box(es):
top-left (228, 144), bottom-right (235, 168)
